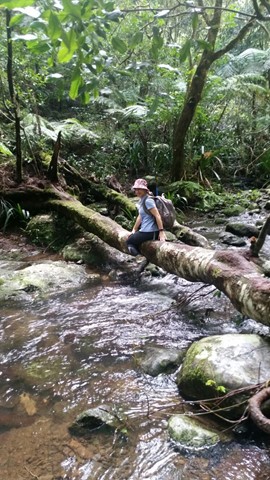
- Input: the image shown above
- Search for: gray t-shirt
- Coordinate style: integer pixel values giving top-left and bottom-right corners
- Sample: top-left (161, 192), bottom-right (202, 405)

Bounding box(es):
top-left (137, 195), bottom-right (158, 232)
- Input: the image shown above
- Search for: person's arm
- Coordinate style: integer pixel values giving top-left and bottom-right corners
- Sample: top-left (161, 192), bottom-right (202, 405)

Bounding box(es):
top-left (148, 207), bottom-right (166, 241)
top-left (131, 215), bottom-right (142, 234)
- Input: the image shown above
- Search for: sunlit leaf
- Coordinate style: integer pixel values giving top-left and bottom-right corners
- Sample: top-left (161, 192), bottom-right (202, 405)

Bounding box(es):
top-left (13, 6), bottom-right (40, 17)
top-left (47, 73), bottom-right (63, 79)
top-left (0, 142), bottom-right (13, 157)
top-left (154, 9), bottom-right (170, 18)
top-left (111, 36), bottom-right (127, 54)
top-left (12, 33), bottom-right (37, 40)
top-left (122, 105), bottom-right (148, 118)
top-left (158, 63), bottom-right (179, 73)
top-left (57, 29), bottom-right (78, 63)
top-left (69, 70), bottom-right (82, 99)
top-left (106, 8), bottom-right (123, 21)
top-left (9, 13), bottom-right (23, 26)
top-left (0, 0), bottom-right (35, 7)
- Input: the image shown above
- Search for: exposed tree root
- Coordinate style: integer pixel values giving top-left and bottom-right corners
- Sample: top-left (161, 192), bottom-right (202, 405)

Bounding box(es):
top-left (248, 387), bottom-right (270, 433)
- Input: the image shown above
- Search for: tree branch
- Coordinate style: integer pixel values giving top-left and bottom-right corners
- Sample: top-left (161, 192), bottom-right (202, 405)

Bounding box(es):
top-left (212, 19), bottom-right (255, 61)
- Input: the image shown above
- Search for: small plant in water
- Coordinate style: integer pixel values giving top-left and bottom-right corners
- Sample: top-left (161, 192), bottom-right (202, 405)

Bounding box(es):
top-left (205, 379), bottom-right (227, 394)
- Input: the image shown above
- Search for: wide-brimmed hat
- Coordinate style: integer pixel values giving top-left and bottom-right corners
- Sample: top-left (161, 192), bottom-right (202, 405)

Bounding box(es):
top-left (132, 178), bottom-right (149, 191)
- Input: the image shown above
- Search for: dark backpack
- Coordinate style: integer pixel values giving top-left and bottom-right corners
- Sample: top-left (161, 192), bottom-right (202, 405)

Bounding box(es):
top-left (142, 195), bottom-right (176, 230)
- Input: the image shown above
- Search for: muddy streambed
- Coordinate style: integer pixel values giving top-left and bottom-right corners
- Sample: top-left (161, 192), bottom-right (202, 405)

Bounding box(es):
top-left (1, 226), bottom-right (270, 479)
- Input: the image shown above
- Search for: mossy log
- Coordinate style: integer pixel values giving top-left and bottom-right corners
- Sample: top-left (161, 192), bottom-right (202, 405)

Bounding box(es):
top-left (60, 161), bottom-right (210, 248)
top-left (46, 195), bottom-right (270, 325)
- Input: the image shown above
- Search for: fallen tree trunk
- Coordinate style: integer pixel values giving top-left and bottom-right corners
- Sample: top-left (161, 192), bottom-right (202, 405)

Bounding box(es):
top-left (46, 194), bottom-right (270, 325)
top-left (60, 161), bottom-right (210, 248)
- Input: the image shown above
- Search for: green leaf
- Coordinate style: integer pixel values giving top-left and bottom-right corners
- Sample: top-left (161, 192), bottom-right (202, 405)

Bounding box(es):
top-left (0, 142), bottom-right (13, 157)
top-left (47, 12), bottom-right (62, 40)
top-left (111, 36), bottom-right (127, 54)
top-left (179, 39), bottom-right (191, 62)
top-left (152, 26), bottom-right (163, 49)
top-left (129, 31), bottom-right (143, 48)
top-left (57, 29), bottom-right (78, 63)
top-left (196, 39), bottom-right (213, 51)
top-left (62, 0), bottom-right (81, 19)
top-left (0, 0), bottom-right (34, 7)
top-left (9, 13), bottom-right (24, 26)
top-left (192, 12), bottom-right (198, 34)
top-left (205, 380), bottom-right (216, 387)
top-left (69, 70), bottom-right (83, 99)
top-left (149, 96), bottom-right (159, 115)
top-left (27, 40), bottom-right (50, 54)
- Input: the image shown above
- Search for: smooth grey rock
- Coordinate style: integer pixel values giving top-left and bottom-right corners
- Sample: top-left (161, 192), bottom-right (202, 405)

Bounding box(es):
top-left (168, 415), bottom-right (220, 449)
top-left (70, 405), bottom-right (125, 434)
top-left (225, 222), bottom-right (259, 238)
top-left (137, 346), bottom-right (186, 376)
top-left (0, 260), bottom-right (100, 302)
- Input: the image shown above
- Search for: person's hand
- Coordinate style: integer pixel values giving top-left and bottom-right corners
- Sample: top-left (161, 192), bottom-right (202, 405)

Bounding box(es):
top-left (159, 230), bottom-right (166, 242)
top-left (128, 229), bottom-right (136, 237)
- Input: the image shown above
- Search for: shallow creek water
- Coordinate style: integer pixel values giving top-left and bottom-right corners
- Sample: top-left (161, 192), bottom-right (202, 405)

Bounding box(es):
top-left (1, 215), bottom-right (270, 479)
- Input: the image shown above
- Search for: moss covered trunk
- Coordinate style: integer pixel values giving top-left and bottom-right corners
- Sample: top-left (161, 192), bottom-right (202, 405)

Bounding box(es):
top-left (46, 195), bottom-right (270, 325)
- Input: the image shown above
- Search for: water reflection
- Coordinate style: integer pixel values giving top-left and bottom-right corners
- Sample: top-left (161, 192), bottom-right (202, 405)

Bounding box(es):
top-left (0, 275), bottom-right (270, 479)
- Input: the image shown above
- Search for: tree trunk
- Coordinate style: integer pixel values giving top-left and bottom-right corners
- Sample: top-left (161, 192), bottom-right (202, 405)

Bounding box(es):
top-left (172, 53), bottom-right (213, 180)
top-left (47, 131), bottom-right (61, 182)
top-left (6, 9), bottom-right (22, 184)
top-left (44, 192), bottom-right (270, 325)
top-left (171, 1), bottom-right (254, 181)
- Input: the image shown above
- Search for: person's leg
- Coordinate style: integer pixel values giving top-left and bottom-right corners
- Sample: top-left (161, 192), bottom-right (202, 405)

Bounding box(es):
top-left (126, 231), bottom-right (158, 256)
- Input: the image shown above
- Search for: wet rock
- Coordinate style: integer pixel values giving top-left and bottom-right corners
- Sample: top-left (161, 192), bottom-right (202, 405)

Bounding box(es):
top-left (0, 260), bottom-right (100, 302)
top-left (69, 405), bottom-right (126, 435)
top-left (144, 263), bottom-right (165, 277)
top-left (221, 205), bottom-right (245, 217)
top-left (214, 217), bottom-right (227, 225)
top-left (219, 232), bottom-right (246, 247)
top-left (262, 260), bottom-right (270, 277)
top-left (177, 334), bottom-right (270, 419)
top-left (264, 201), bottom-right (270, 210)
top-left (225, 222), bottom-right (259, 238)
top-left (168, 415), bottom-right (220, 449)
top-left (136, 346), bottom-right (186, 376)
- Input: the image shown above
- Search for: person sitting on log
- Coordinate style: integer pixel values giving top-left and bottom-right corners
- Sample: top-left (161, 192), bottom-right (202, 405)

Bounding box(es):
top-left (126, 178), bottom-right (166, 256)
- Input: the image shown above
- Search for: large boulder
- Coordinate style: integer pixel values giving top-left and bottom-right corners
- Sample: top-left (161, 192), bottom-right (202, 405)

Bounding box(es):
top-left (0, 260), bottom-right (100, 302)
top-left (177, 334), bottom-right (270, 419)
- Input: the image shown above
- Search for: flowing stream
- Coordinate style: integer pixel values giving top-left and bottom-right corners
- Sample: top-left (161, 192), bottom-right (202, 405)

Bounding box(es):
top-left (1, 213), bottom-right (270, 479)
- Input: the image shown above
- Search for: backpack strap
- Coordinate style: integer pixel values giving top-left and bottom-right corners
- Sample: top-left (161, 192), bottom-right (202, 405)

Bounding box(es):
top-left (141, 195), bottom-right (154, 217)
